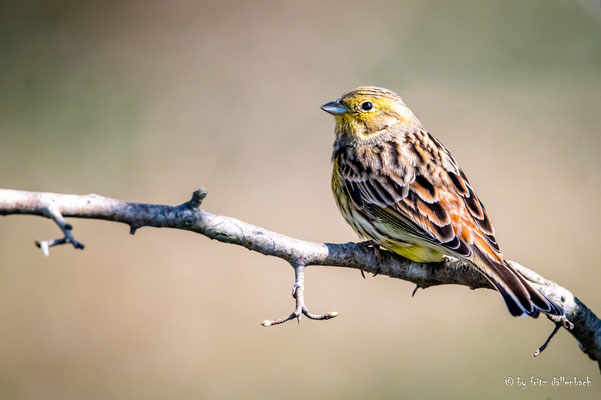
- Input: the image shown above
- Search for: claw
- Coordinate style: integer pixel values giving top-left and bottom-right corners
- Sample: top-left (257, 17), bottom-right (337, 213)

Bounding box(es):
top-left (371, 242), bottom-right (382, 276)
top-left (358, 240), bottom-right (383, 277)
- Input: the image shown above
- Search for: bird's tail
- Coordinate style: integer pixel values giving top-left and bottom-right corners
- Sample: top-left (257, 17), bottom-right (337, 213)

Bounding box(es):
top-left (471, 247), bottom-right (563, 318)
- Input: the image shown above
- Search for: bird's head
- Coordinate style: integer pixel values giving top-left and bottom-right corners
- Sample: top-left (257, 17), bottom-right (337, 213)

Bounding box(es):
top-left (321, 86), bottom-right (422, 144)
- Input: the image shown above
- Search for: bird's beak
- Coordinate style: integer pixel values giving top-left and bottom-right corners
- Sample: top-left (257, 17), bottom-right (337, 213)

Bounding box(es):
top-left (321, 99), bottom-right (348, 115)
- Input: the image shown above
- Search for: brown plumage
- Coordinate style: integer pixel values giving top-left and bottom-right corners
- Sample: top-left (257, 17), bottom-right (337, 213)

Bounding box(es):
top-left (323, 86), bottom-right (563, 318)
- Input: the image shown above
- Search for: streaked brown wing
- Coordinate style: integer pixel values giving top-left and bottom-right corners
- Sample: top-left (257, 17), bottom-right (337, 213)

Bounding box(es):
top-left (336, 137), bottom-right (501, 261)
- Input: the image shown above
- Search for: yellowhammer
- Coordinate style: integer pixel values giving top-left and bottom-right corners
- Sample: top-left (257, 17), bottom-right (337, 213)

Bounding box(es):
top-left (322, 86), bottom-right (563, 318)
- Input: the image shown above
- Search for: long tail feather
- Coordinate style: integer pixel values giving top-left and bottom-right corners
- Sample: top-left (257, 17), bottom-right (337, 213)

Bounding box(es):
top-left (472, 247), bottom-right (563, 317)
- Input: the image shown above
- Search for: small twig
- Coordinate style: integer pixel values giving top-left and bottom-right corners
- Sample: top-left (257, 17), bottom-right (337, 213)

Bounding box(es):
top-left (534, 323), bottom-right (563, 357)
top-left (261, 262), bottom-right (338, 327)
top-left (35, 204), bottom-right (84, 255)
top-left (185, 188), bottom-right (207, 209)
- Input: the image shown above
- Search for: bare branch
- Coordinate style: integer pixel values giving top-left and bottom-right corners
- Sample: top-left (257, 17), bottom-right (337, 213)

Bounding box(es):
top-left (0, 188), bottom-right (599, 370)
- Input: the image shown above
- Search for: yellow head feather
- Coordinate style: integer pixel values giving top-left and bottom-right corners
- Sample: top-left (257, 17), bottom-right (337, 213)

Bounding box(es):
top-left (323, 86), bottom-right (422, 143)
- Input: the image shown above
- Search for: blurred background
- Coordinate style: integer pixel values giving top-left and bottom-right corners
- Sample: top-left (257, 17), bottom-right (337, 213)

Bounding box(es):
top-left (0, 0), bottom-right (600, 398)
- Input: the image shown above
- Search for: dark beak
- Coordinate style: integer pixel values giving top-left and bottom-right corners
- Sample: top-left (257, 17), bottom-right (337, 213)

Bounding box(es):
top-left (321, 99), bottom-right (348, 115)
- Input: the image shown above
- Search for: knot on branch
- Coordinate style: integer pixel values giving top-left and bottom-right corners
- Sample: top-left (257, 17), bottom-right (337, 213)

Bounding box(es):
top-left (186, 188), bottom-right (207, 209)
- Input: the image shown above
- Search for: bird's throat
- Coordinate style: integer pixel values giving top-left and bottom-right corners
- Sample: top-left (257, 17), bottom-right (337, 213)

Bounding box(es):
top-left (334, 115), bottom-right (369, 143)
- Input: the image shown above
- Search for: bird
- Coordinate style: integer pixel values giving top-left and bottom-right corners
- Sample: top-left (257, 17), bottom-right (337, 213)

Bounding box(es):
top-left (322, 86), bottom-right (563, 318)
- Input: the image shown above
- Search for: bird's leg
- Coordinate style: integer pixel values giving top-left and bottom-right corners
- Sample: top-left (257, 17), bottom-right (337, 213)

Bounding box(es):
top-left (261, 261), bottom-right (338, 327)
top-left (371, 243), bottom-right (383, 277)
top-left (358, 240), bottom-right (383, 277)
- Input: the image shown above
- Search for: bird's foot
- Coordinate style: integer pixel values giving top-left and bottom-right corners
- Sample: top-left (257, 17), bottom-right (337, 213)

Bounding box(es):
top-left (358, 240), bottom-right (383, 277)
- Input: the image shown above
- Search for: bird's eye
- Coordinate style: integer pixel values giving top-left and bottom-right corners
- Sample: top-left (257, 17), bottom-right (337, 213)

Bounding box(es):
top-left (361, 101), bottom-right (373, 111)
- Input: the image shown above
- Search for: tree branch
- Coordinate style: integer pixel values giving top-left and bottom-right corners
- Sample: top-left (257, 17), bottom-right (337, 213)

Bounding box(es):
top-left (0, 188), bottom-right (599, 370)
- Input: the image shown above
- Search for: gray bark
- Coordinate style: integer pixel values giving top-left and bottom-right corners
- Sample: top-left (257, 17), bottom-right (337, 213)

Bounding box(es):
top-left (0, 188), bottom-right (599, 370)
